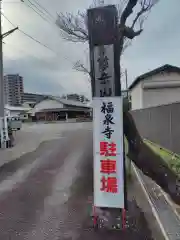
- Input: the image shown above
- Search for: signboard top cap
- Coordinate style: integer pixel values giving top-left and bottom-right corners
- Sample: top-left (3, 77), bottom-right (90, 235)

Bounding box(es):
top-left (87, 4), bottom-right (118, 20)
top-left (87, 4), bottom-right (117, 12)
top-left (87, 4), bottom-right (118, 46)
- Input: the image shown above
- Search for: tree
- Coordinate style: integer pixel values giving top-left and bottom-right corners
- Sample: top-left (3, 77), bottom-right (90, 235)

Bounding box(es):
top-left (73, 60), bottom-right (91, 80)
top-left (56, 0), bottom-right (180, 205)
top-left (56, 0), bottom-right (132, 76)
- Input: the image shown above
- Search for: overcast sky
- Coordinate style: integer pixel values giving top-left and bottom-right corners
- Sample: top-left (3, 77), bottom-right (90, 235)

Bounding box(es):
top-left (2, 0), bottom-right (180, 99)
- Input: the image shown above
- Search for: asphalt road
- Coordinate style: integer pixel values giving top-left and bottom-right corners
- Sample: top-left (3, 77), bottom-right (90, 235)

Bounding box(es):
top-left (0, 122), bottom-right (154, 240)
top-left (0, 124), bottom-right (92, 240)
top-left (0, 122), bottom-right (92, 165)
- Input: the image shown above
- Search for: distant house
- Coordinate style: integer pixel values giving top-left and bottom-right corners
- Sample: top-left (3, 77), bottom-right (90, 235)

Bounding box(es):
top-left (129, 64), bottom-right (180, 110)
top-left (30, 96), bottom-right (91, 121)
top-left (62, 93), bottom-right (90, 103)
top-left (23, 92), bottom-right (47, 104)
top-left (5, 105), bottom-right (31, 117)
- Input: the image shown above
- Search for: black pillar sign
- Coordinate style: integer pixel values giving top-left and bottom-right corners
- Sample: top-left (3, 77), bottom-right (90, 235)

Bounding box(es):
top-left (87, 5), bottom-right (127, 217)
top-left (87, 5), bottom-right (121, 97)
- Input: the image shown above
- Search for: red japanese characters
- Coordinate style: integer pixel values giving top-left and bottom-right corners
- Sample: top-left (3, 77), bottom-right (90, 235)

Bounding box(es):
top-left (100, 141), bottom-right (118, 193)
top-left (100, 159), bottom-right (117, 174)
top-left (100, 176), bottom-right (118, 193)
top-left (100, 141), bottom-right (116, 156)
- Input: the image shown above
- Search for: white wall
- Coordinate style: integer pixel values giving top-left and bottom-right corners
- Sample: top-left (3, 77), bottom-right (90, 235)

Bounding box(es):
top-left (131, 71), bottom-right (180, 110)
top-left (142, 72), bottom-right (180, 108)
top-left (9, 110), bottom-right (21, 117)
top-left (143, 87), bottom-right (180, 108)
top-left (130, 82), bottom-right (143, 110)
top-left (33, 99), bottom-right (64, 113)
top-left (142, 72), bottom-right (180, 89)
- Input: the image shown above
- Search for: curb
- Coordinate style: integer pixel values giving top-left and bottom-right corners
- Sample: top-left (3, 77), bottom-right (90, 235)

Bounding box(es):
top-left (132, 163), bottom-right (169, 240)
top-left (155, 183), bottom-right (180, 222)
top-left (144, 139), bottom-right (180, 219)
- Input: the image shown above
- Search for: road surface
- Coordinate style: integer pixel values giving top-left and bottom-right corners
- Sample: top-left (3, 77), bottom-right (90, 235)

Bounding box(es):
top-left (0, 122), bottom-right (92, 165)
top-left (0, 122), bottom-right (155, 239)
top-left (0, 124), bottom-right (93, 239)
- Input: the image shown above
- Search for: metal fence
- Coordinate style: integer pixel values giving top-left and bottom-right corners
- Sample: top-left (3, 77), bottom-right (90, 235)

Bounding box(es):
top-left (131, 102), bottom-right (180, 154)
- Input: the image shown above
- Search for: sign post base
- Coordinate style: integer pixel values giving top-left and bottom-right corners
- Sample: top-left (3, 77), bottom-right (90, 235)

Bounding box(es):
top-left (91, 206), bottom-right (127, 231)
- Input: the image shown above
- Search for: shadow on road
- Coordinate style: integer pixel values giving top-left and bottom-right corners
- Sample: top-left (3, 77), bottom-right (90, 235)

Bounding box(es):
top-left (0, 141), bottom-right (57, 182)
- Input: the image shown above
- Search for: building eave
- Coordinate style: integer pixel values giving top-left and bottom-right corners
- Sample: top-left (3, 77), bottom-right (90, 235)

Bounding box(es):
top-left (129, 64), bottom-right (180, 90)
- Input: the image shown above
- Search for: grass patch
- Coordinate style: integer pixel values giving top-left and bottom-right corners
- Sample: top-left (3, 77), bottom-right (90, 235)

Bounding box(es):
top-left (144, 139), bottom-right (180, 176)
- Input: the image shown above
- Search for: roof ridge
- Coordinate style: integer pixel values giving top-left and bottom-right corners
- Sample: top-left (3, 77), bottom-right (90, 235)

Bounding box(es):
top-left (46, 96), bottom-right (89, 108)
top-left (129, 64), bottom-right (180, 90)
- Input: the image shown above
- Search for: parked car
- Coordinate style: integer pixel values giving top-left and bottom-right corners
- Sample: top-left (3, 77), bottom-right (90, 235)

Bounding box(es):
top-left (19, 113), bottom-right (29, 121)
top-left (7, 116), bottom-right (22, 130)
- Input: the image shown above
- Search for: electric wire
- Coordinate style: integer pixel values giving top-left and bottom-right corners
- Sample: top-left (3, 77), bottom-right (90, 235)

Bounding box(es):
top-left (28, 0), bottom-right (55, 21)
top-left (1, 12), bottom-right (56, 53)
top-left (21, 0), bottom-right (52, 24)
top-left (3, 41), bottom-right (58, 67)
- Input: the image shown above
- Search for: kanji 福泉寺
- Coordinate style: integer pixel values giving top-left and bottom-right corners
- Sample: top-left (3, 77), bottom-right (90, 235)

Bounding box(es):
top-left (100, 141), bottom-right (117, 156)
top-left (100, 159), bottom-right (117, 174)
top-left (100, 176), bottom-right (118, 193)
top-left (103, 113), bottom-right (115, 125)
top-left (101, 101), bottom-right (115, 139)
top-left (102, 125), bottom-right (114, 139)
top-left (101, 101), bottom-right (114, 114)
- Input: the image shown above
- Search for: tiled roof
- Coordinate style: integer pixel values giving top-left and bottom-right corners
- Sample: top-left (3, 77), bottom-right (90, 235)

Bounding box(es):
top-left (5, 105), bottom-right (31, 111)
top-left (49, 96), bottom-right (90, 108)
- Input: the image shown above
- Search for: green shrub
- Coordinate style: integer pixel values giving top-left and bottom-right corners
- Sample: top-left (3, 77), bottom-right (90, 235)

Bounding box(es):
top-left (145, 140), bottom-right (180, 177)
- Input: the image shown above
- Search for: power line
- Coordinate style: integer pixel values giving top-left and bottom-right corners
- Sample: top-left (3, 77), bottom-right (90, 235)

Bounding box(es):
top-left (26, 0), bottom-right (49, 17)
top-left (21, 0), bottom-right (59, 30)
top-left (21, 0), bottom-right (52, 24)
top-left (1, 12), bottom-right (57, 54)
top-left (2, 12), bottom-right (71, 63)
top-left (29, 0), bottom-right (55, 21)
top-left (3, 41), bottom-right (57, 67)
top-left (18, 28), bottom-right (55, 52)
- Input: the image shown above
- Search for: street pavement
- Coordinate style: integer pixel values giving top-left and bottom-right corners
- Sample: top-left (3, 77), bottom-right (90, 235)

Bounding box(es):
top-left (0, 122), bottom-right (92, 166)
top-left (0, 122), bottom-right (156, 239)
top-left (0, 122), bottom-right (92, 239)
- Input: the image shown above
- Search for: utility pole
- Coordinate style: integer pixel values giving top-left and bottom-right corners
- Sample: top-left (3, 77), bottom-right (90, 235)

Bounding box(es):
top-left (0, 0), bottom-right (6, 149)
top-left (125, 69), bottom-right (128, 98)
top-left (0, 0), bottom-right (18, 149)
top-left (125, 68), bottom-right (131, 176)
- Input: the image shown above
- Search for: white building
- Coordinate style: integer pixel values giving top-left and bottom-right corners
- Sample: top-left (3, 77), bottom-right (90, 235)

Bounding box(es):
top-left (30, 96), bottom-right (91, 121)
top-left (62, 94), bottom-right (90, 103)
top-left (5, 105), bottom-right (31, 117)
top-left (4, 74), bottom-right (24, 106)
top-left (129, 64), bottom-right (180, 110)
